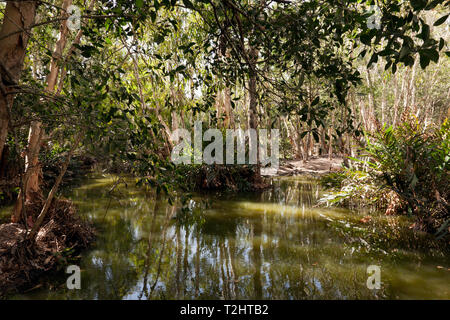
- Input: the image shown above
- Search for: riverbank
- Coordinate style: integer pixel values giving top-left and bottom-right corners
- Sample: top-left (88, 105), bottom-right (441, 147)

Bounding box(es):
top-left (264, 156), bottom-right (343, 177)
top-left (0, 198), bottom-right (94, 297)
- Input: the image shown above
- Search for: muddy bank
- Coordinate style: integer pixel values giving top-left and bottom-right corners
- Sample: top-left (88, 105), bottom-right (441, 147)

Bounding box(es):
top-left (0, 198), bottom-right (94, 297)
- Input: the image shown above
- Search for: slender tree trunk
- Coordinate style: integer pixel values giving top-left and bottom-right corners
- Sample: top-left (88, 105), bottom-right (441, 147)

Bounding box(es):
top-left (216, 86), bottom-right (234, 129)
top-left (215, 89), bottom-right (223, 126)
top-left (294, 121), bottom-right (303, 159)
top-left (27, 131), bottom-right (83, 240)
top-left (172, 111), bottom-right (179, 131)
top-left (328, 111), bottom-right (334, 161)
top-left (397, 67), bottom-right (409, 124)
top-left (247, 46), bottom-right (260, 175)
top-left (381, 78), bottom-right (387, 125)
top-left (365, 68), bottom-right (377, 132)
top-left (320, 126), bottom-right (326, 156)
top-left (285, 118), bottom-right (299, 158)
top-left (301, 134), bottom-right (309, 162)
top-left (393, 72), bottom-right (400, 127)
top-left (224, 86), bottom-right (234, 128)
top-left (403, 67), bottom-right (411, 110)
top-left (409, 58), bottom-right (418, 108)
top-left (248, 47), bottom-right (258, 132)
top-left (56, 0), bottom-right (97, 95)
top-left (13, 0), bottom-right (72, 222)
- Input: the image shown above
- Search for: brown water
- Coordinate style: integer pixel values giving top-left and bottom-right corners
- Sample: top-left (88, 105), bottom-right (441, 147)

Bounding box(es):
top-left (9, 175), bottom-right (450, 299)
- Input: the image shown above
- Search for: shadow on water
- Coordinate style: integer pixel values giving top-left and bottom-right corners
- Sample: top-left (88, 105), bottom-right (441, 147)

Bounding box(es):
top-left (12, 175), bottom-right (450, 300)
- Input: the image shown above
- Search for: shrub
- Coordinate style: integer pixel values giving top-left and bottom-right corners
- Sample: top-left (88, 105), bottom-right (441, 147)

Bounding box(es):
top-left (319, 163), bottom-right (392, 210)
top-left (366, 117), bottom-right (449, 235)
top-left (173, 164), bottom-right (267, 192)
top-left (321, 115), bottom-right (449, 238)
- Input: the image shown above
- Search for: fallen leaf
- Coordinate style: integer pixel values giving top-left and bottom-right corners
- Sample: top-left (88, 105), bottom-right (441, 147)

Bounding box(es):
top-left (360, 216), bottom-right (372, 223)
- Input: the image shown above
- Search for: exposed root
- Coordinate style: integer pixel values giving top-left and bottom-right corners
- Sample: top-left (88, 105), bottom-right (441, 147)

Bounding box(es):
top-left (0, 198), bottom-right (94, 297)
top-left (196, 165), bottom-right (269, 191)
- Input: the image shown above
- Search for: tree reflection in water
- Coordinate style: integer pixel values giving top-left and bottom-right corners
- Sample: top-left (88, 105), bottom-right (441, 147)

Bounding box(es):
top-left (15, 176), bottom-right (450, 300)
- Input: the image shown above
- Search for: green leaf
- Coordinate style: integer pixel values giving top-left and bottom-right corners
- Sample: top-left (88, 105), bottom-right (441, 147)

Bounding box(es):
top-left (154, 34), bottom-right (165, 44)
top-left (399, 45), bottom-right (410, 60)
top-left (434, 14), bottom-right (449, 26)
top-left (419, 52), bottom-right (430, 69)
top-left (392, 63), bottom-right (397, 74)
top-left (426, 0), bottom-right (442, 10)
top-left (420, 23), bottom-right (430, 40)
top-left (410, 0), bottom-right (428, 11)
top-left (182, 0), bottom-right (195, 9)
top-left (385, 60), bottom-right (393, 70)
top-left (312, 131), bottom-right (319, 143)
top-left (421, 48), bottom-right (439, 63)
top-left (360, 32), bottom-right (374, 46)
top-left (150, 10), bottom-right (156, 22)
top-left (368, 52), bottom-right (378, 67)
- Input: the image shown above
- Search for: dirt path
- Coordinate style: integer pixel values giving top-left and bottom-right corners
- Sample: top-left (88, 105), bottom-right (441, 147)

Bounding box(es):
top-left (263, 156), bottom-right (343, 176)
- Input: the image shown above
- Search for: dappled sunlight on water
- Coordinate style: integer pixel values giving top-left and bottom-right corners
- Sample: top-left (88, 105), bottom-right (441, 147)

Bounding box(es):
top-left (12, 175), bottom-right (450, 300)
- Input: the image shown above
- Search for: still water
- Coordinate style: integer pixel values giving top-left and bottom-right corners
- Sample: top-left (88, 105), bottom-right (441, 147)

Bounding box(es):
top-left (13, 175), bottom-right (450, 299)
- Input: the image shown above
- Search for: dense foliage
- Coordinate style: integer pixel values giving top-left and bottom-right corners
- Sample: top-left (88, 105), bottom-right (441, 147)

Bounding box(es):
top-left (321, 115), bottom-right (449, 238)
top-left (0, 0), bottom-right (449, 231)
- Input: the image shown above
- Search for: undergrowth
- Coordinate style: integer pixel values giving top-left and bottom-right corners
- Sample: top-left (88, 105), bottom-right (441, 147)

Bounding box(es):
top-left (320, 115), bottom-right (449, 239)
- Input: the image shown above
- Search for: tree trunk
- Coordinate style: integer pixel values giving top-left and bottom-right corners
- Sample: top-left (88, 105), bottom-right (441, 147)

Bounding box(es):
top-left (27, 131), bottom-right (83, 240)
top-left (56, 0), bottom-right (97, 95)
top-left (215, 89), bottom-right (223, 127)
top-left (381, 78), bottom-right (387, 125)
top-left (14, 0), bottom-right (72, 222)
top-left (393, 72), bottom-right (400, 127)
top-left (224, 86), bottom-right (234, 128)
top-left (409, 58), bottom-right (418, 108)
top-left (248, 47), bottom-right (258, 131)
top-left (0, 1), bottom-right (38, 162)
top-left (328, 111), bottom-right (334, 161)
top-left (320, 126), bottom-right (326, 156)
top-left (247, 46), bottom-right (260, 175)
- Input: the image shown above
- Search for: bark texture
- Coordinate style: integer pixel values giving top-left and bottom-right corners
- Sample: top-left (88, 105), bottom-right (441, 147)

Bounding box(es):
top-left (0, 1), bottom-right (38, 160)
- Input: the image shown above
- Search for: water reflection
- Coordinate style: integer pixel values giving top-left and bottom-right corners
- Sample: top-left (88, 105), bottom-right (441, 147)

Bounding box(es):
top-left (13, 176), bottom-right (450, 300)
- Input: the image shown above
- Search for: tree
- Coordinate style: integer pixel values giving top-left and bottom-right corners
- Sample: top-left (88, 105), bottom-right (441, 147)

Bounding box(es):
top-left (0, 1), bottom-right (38, 160)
